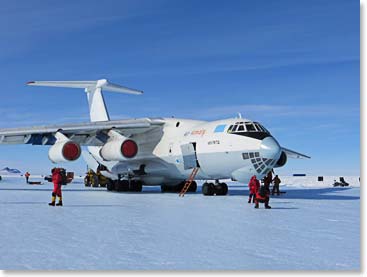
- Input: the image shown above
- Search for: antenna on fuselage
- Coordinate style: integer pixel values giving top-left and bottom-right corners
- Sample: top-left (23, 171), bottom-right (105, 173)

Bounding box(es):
top-left (237, 112), bottom-right (242, 119)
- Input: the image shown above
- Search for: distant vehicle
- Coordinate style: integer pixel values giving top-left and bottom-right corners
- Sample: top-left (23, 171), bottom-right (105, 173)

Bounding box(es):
top-left (333, 177), bottom-right (349, 187)
top-left (84, 169), bottom-right (112, 188)
top-left (0, 79), bottom-right (310, 195)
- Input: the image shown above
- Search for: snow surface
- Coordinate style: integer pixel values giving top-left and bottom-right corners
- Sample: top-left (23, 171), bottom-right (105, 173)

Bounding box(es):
top-left (0, 176), bottom-right (360, 270)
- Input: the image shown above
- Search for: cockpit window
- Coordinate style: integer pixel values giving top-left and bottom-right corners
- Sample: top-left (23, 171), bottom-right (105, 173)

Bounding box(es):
top-left (228, 121), bottom-right (270, 134)
top-left (245, 123), bottom-right (256, 132)
top-left (254, 123), bottom-right (263, 132)
top-left (237, 125), bottom-right (245, 132)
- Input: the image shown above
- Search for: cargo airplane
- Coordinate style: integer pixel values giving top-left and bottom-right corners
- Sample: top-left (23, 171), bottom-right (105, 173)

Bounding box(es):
top-left (0, 79), bottom-right (310, 195)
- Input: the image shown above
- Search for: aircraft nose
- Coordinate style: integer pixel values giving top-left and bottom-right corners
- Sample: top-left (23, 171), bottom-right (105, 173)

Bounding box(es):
top-left (260, 136), bottom-right (281, 160)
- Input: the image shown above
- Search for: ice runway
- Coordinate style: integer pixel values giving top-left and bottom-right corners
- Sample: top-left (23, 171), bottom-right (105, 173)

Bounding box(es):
top-left (0, 176), bottom-right (360, 270)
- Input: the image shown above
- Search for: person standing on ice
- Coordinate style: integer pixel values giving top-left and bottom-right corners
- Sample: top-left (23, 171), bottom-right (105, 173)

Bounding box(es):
top-left (49, 168), bottom-right (63, 206)
top-left (263, 171), bottom-right (273, 191)
top-left (24, 172), bottom-right (30, 183)
top-left (272, 175), bottom-right (281, 195)
top-left (248, 175), bottom-right (260, 203)
top-left (255, 184), bottom-right (271, 209)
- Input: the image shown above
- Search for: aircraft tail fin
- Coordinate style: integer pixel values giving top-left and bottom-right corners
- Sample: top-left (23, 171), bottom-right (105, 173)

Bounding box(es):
top-left (27, 79), bottom-right (143, 122)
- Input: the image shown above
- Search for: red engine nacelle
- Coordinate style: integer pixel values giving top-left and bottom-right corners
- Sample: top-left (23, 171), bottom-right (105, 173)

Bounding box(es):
top-left (48, 141), bottom-right (81, 163)
top-left (100, 139), bottom-right (138, 161)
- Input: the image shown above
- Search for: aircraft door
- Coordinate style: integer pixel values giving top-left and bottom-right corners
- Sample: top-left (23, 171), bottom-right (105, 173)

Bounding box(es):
top-left (180, 142), bottom-right (200, 170)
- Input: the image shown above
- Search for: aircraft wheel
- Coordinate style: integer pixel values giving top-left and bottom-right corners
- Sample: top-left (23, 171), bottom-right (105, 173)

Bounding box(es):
top-left (188, 181), bottom-right (197, 192)
top-left (175, 181), bottom-right (185, 192)
top-left (202, 182), bottom-right (215, 196)
top-left (106, 180), bottom-right (115, 191)
top-left (130, 181), bottom-right (143, 192)
top-left (161, 184), bottom-right (168, 192)
top-left (215, 183), bottom-right (228, 195)
top-left (115, 180), bottom-right (129, 192)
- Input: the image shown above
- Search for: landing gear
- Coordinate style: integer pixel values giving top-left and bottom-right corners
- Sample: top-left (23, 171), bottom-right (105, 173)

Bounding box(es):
top-left (129, 180), bottom-right (143, 192)
top-left (108, 179), bottom-right (143, 192)
top-left (161, 182), bottom-right (183, 193)
top-left (202, 182), bottom-right (215, 196)
top-left (115, 180), bottom-right (129, 192)
top-left (202, 181), bottom-right (228, 196)
top-left (189, 181), bottom-right (197, 192)
top-left (106, 180), bottom-right (114, 191)
top-left (215, 182), bottom-right (228, 196)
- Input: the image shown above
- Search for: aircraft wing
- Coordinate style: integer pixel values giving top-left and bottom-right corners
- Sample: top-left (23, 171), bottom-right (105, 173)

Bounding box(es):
top-left (0, 118), bottom-right (165, 146)
top-left (282, 147), bottom-right (310, 159)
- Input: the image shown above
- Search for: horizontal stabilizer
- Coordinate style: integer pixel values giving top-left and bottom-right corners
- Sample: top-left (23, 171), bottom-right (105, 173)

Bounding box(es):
top-left (27, 79), bottom-right (143, 95)
top-left (282, 147), bottom-right (310, 159)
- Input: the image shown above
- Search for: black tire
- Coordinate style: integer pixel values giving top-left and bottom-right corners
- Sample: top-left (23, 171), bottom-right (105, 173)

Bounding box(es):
top-left (175, 181), bottom-right (185, 193)
top-left (161, 184), bottom-right (168, 192)
top-left (215, 183), bottom-right (228, 196)
top-left (84, 176), bottom-right (91, 187)
top-left (202, 182), bottom-right (215, 196)
top-left (188, 181), bottom-right (197, 192)
top-left (115, 180), bottom-right (129, 192)
top-left (130, 181), bottom-right (143, 192)
top-left (106, 180), bottom-right (115, 191)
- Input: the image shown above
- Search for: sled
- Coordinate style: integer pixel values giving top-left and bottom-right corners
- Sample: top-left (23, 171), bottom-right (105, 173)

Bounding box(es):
top-left (28, 181), bottom-right (43, 185)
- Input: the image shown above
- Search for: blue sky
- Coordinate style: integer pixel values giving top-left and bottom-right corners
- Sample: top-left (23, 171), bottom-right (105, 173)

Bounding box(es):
top-left (0, 0), bottom-right (359, 175)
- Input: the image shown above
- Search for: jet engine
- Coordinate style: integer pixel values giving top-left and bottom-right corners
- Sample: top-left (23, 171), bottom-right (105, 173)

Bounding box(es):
top-left (48, 140), bottom-right (81, 163)
top-left (100, 139), bottom-right (138, 161)
top-left (274, 151), bottom-right (287, 168)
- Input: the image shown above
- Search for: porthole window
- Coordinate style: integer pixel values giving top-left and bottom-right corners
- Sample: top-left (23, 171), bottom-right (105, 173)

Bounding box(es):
top-left (176, 122), bottom-right (180, 127)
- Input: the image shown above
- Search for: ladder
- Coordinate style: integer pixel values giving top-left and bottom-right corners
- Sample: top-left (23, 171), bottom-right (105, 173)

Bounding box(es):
top-left (179, 167), bottom-right (199, 197)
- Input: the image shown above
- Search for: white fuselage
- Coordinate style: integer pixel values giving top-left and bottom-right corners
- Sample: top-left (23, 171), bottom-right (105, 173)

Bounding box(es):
top-left (88, 117), bottom-right (282, 186)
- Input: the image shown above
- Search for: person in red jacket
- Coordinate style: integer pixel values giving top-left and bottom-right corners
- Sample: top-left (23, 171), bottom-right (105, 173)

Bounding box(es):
top-left (49, 168), bottom-right (63, 206)
top-left (24, 172), bottom-right (30, 183)
top-left (255, 184), bottom-right (271, 209)
top-left (248, 175), bottom-right (260, 203)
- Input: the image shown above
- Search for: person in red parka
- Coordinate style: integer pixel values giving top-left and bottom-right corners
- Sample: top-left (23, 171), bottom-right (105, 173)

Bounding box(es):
top-left (248, 175), bottom-right (260, 203)
top-left (255, 184), bottom-right (271, 209)
top-left (49, 168), bottom-right (63, 206)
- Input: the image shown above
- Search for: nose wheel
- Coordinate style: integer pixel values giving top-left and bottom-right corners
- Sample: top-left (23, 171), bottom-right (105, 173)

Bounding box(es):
top-left (202, 182), bottom-right (228, 196)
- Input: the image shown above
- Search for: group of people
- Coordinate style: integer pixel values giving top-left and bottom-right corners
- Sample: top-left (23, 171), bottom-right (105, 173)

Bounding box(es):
top-left (247, 171), bottom-right (282, 209)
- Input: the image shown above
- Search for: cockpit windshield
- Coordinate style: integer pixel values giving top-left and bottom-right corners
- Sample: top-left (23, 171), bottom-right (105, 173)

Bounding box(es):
top-left (227, 121), bottom-right (270, 134)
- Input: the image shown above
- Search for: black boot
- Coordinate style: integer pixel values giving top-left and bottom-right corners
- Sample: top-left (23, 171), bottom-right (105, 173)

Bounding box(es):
top-left (265, 205), bottom-right (272, 209)
top-left (49, 195), bottom-right (56, 206)
top-left (254, 203), bottom-right (259, 209)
